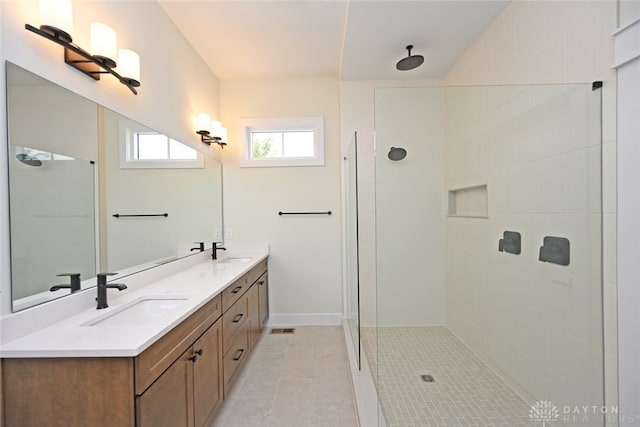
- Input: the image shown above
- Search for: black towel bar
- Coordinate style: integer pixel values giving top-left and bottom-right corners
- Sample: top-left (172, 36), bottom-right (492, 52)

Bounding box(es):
top-left (278, 211), bottom-right (332, 216)
top-left (112, 213), bottom-right (168, 218)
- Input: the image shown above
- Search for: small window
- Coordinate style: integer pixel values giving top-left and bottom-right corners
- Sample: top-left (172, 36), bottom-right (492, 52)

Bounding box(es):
top-left (120, 120), bottom-right (204, 169)
top-left (240, 117), bottom-right (324, 167)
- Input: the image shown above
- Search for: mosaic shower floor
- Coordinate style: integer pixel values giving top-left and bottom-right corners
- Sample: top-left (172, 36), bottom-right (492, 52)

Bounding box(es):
top-left (361, 326), bottom-right (532, 427)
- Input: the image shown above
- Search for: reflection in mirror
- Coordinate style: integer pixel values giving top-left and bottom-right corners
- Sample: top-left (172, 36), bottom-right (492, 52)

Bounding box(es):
top-left (99, 108), bottom-right (221, 275)
top-left (9, 146), bottom-right (97, 311)
top-left (6, 62), bottom-right (224, 312)
top-left (7, 62), bottom-right (99, 311)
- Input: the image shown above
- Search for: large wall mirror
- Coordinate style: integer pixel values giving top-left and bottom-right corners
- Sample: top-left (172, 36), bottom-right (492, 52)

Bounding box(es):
top-left (6, 62), bottom-right (223, 312)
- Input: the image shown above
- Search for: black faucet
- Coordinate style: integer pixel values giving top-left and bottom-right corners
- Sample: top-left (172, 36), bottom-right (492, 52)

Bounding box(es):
top-left (50, 273), bottom-right (81, 293)
top-left (190, 242), bottom-right (205, 252)
top-left (96, 273), bottom-right (127, 309)
top-left (212, 242), bottom-right (227, 260)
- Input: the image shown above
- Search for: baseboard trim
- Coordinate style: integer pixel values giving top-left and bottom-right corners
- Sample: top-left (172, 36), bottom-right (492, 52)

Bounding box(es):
top-left (266, 313), bottom-right (343, 327)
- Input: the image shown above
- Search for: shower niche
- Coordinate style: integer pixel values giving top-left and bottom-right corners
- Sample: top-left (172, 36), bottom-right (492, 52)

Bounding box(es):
top-left (447, 184), bottom-right (488, 218)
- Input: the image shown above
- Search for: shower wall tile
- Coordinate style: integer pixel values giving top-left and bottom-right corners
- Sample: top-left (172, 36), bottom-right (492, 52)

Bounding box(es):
top-left (565, 146), bottom-right (603, 215)
top-left (504, 163), bottom-right (532, 212)
top-left (532, 154), bottom-right (569, 213)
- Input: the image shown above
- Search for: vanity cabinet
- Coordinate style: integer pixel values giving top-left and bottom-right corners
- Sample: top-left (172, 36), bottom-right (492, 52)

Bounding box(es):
top-left (221, 259), bottom-right (268, 393)
top-left (257, 271), bottom-right (269, 330)
top-left (137, 320), bottom-right (222, 427)
top-left (1, 260), bottom-right (268, 427)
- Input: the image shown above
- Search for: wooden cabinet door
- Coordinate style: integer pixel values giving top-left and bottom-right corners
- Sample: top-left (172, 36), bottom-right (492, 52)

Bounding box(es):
top-left (192, 321), bottom-right (223, 427)
top-left (258, 273), bottom-right (269, 329)
top-left (248, 283), bottom-right (261, 347)
top-left (136, 349), bottom-right (194, 427)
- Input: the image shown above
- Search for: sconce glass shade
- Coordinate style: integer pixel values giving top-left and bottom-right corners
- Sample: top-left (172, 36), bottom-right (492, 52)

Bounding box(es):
top-left (39, 0), bottom-right (73, 41)
top-left (90, 23), bottom-right (117, 67)
top-left (220, 127), bottom-right (228, 143)
top-left (117, 49), bottom-right (140, 83)
top-left (211, 120), bottom-right (223, 137)
top-left (198, 113), bottom-right (212, 133)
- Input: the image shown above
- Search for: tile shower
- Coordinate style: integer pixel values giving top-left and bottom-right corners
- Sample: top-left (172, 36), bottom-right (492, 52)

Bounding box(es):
top-left (346, 84), bottom-right (604, 426)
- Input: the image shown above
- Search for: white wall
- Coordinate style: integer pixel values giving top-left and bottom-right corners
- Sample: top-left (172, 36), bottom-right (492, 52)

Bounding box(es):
top-left (374, 87), bottom-right (446, 327)
top-left (339, 79), bottom-right (441, 327)
top-left (443, 0), bottom-right (618, 422)
top-left (0, 0), bottom-right (221, 315)
top-left (613, 5), bottom-right (640, 424)
top-left (220, 78), bottom-right (343, 324)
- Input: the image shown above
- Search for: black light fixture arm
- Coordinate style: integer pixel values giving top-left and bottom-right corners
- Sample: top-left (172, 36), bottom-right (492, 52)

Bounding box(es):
top-left (25, 24), bottom-right (140, 95)
top-left (197, 130), bottom-right (227, 148)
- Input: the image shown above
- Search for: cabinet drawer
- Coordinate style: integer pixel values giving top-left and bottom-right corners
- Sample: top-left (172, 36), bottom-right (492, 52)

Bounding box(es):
top-left (221, 259), bottom-right (267, 311)
top-left (222, 293), bottom-right (249, 352)
top-left (246, 259), bottom-right (268, 289)
top-left (135, 294), bottom-right (221, 395)
top-left (223, 328), bottom-right (250, 394)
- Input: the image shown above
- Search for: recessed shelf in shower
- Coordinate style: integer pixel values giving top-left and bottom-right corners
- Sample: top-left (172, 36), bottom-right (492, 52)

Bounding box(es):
top-left (447, 184), bottom-right (488, 218)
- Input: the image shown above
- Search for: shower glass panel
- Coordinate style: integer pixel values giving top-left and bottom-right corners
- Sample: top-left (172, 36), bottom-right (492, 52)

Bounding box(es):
top-left (371, 84), bottom-right (603, 426)
top-left (345, 132), bottom-right (361, 369)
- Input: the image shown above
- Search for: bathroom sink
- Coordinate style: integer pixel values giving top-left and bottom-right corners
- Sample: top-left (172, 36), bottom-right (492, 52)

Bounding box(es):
top-left (219, 257), bottom-right (252, 263)
top-left (83, 295), bottom-right (189, 327)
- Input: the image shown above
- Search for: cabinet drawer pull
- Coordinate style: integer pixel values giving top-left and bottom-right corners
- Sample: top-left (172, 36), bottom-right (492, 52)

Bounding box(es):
top-left (232, 313), bottom-right (244, 323)
top-left (258, 280), bottom-right (265, 286)
top-left (232, 349), bottom-right (245, 361)
top-left (188, 354), bottom-right (198, 363)
top-left (231, 286), bottom-right (243, 294)
top-left (195, 349), bottom-right (204, 356)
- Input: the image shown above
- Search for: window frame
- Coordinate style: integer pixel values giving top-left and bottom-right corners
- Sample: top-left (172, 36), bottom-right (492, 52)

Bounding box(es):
top-left (239, 117), bottom-right (325, 168)
top-left (119, 120), bottom-right (204, 169)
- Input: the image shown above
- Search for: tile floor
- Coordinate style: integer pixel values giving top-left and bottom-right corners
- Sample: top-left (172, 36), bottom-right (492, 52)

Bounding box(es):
top-left (211, 326), bottom-right (360, 427)
top-left (361, 326), bottom-right (532, 427)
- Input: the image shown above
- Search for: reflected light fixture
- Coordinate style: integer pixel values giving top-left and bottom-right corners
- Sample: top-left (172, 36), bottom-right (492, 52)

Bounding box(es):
top-left (25, 0), bottom-right (141, 95)
top-left (196, 114), bottom-right (228, 148)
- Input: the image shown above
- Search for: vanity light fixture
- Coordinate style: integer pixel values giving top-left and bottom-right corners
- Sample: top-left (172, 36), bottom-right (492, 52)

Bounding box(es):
top-left (25, 1), bottom-right (141, 94)
top-left (196, 113), bottom-right (228, 148)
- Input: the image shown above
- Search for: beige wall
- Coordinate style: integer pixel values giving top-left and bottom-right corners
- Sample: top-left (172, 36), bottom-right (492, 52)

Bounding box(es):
top-left (220, 78), bottom-right (343, 323)
top-left (443, 0), bottom-right (618, 422)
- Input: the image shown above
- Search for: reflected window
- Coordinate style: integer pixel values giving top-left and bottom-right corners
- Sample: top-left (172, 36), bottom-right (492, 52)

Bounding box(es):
top-left (120, 120), bottom-right (204, 169)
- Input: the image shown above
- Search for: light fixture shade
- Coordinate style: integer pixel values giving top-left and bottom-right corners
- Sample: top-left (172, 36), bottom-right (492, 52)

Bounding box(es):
top-left (198, 113), bottom-right (211, 132)
top-left (211, 120), bottom-right (223, 138)
top-left (39, 0), bottom-right (73, 35)
top-left (117, 49), bottom-right (140, 82)
top-left (90, 23), bottom-right (117, 63)
top-left (220, 127), bottom-right (228, 143)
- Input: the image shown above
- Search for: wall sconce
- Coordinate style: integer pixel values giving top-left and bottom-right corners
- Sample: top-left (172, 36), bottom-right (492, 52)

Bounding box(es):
top-left (25, 1), bottom-right (141, 95)
top-left (196, 113), bottom-right (228, 148)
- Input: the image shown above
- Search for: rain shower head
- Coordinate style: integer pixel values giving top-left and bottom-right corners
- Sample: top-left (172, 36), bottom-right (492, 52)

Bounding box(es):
top-left (388, 147), bottom-right (407, 161)
top-left (396, 45), bottom-right (424, 71)
top-left (16, 153), bottom-right (42, 167)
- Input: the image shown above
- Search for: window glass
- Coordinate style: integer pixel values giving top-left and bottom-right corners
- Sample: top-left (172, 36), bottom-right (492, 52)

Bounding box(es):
top-left (241, 117), bottom-right (324, 167)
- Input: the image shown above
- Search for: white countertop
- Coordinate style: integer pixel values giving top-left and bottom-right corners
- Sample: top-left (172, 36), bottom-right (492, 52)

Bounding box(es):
top-left (0, 249), bottom-right (268, 358)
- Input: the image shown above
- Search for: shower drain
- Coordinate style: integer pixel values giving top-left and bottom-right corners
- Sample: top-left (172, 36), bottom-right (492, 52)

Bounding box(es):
top-left (420, 374), bottom-right (435, 383)
top-left (270, 328), bottom-right (295, 334)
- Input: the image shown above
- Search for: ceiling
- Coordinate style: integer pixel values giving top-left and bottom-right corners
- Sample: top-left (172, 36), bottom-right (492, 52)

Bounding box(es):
top-left (159, 0), bottom-right (510, 81)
